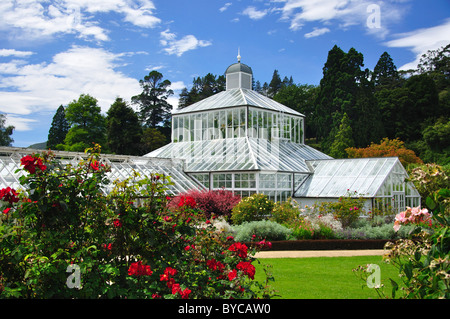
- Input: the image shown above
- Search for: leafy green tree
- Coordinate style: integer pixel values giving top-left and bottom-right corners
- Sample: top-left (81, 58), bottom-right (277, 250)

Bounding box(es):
top-left (132, 71), bottom-right (173, 128)
top-left (404, 74), bottom-right (440, 140)
top-left (0, 114), bottom-right (14, 146)
top-left (140, 127), bottom-right (168, 154)
top-left (63, 94), bottom-right (107, 152)
top-left (273, 84), bottom-right (318, 138)
top-left (414, 118), bottom-right (450, 165)
top-left (329, 113), bottom-right (354, 158)
top-left (106, 97), bottom-right (142, 155)
top-left (375, 84), bottom-right (411, 141)
top-left (47, 105), bottom-right (69, 149)
top-left (423, 118), bottom-right (450, 151)
top-left (417, 43), bottom-right (450, 92)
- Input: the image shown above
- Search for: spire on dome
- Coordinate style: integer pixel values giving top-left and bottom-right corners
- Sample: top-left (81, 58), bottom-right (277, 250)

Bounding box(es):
top-left (225, 51), bottom-right (253, 90)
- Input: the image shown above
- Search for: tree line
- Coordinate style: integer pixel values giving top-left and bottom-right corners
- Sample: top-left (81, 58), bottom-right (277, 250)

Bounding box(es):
top-left (46, 70), bottom-right (174, 156)
top-left (275, 44), bottom-right (449, 165)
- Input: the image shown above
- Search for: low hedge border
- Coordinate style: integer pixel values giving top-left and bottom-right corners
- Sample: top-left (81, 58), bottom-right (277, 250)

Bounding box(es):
top-left (246, 239), bottom-right (395, 251)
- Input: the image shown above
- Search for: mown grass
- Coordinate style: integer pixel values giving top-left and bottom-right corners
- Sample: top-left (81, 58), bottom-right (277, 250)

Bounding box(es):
top-left (254, 256), bottom-right (403, 299)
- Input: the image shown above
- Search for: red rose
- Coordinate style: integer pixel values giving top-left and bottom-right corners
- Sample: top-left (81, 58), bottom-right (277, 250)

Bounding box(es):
top-left (228, 242), bottom-right (248, 259)
top-left (128, 261), bottom-right (153, 276)
top-left (90, 161), bottom-right (100, 171)
top-left (20, 155), bottom-right (46, 174)
top-left (0, 187), bottom-right (19, 204)
top-left (236, 261), bottom-right (256, 280)
top-left (160, 267), bottom-right (177, 288)
top-left (180, 288), bottom-right (191, 299)
top-left (206, 258), bottom-right (225, 272)
top-left (171, 283), bottom-right (181, 295)
top-left (228, 269), bottom-right (237, 281)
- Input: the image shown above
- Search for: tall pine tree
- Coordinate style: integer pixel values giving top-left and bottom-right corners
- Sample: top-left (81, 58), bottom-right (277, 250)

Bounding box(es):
top-left (132, 71), bottom-right (173, 128)
top-left (371, 52), bottom-right (400, 88)
top-left (315, 45), bottom-right (384, 153)
top-left (178, 73), bottom-right (225, 109)
top-left (267, 70), bottom-right (282, 97)
top-left (47, 105), bottom-right (69, 149)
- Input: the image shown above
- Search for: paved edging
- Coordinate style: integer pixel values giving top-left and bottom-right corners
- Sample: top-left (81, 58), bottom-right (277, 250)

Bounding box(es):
top-left (254, 249), bottom-right (386, 258)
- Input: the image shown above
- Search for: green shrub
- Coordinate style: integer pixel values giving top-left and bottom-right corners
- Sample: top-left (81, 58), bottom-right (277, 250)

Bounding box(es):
top-left (231, 194), bottom-right (274, 225)
top-left (408, 163), bottom-right (449, 215)
top-left (270, 199), bottom-right (300, 224)
top-left (285, 218), bottom-right (312, 240)
top-left (287, 218), bottom-right (337, 240)
top-left (316, 191), bottom-right (366, 228)
top-left (231, 220), bottom-right (292, 242)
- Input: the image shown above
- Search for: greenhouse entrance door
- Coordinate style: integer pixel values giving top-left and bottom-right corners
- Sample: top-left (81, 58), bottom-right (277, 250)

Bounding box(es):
top-left (393, 191), bottom-right (405, 214)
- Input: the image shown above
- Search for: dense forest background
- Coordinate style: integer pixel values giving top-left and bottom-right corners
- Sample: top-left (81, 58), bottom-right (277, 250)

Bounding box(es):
top-left (2, 44), bottom-right (447, 166)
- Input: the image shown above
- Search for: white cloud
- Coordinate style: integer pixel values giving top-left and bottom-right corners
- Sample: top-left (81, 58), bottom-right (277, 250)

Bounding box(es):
top-left (0, 46), bottom-right (142, 130)
top-left (4, 115), bottom-right (38, 132)
top-left (242, 6), bottom-right (268, 20)
top-left (385, 18), bottom-right (450, 70)
top-left (169, 81), bottom-right (187, 91)
top-left (220, 3), bottom-right (232, 12)
top-left (277, 0), bottom-right (406, 36)
top-left (0, 49), bottom-right (34, 57)
top-left (0, 0), bottom-right (160, 42)
top-left (160, 30), bottom-right (212, 57)
top-left (304, 27), bottom-right (330, 38)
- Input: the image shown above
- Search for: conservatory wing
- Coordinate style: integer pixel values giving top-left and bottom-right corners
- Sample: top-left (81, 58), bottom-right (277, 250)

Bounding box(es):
top-left (295, 157), bottom-right (399, 198)
top-left (0, 147), bottom-right (202, 195)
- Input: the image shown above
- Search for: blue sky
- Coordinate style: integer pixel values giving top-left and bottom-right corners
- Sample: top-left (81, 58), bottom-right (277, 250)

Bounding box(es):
top-left (0, 0), bottom-right (449, 148)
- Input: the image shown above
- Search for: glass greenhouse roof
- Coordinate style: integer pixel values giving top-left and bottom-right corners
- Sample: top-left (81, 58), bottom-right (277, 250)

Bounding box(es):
top-left (145, 137), bottom-right (331, 173)
top-left (172, 88), bottom-right (304, 117)
top-left (294, 157), bottom-right (406, 198)
top-left (0, 147), bottom-right (202, 195)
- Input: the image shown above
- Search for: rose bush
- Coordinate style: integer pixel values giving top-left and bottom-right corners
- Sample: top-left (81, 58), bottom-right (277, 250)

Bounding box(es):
top-left (0, 145), bottom-right (274, 299)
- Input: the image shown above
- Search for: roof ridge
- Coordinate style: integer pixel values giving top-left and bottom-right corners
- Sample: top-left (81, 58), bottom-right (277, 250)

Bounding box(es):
top-left (240, 88), bottom-right (248, 105)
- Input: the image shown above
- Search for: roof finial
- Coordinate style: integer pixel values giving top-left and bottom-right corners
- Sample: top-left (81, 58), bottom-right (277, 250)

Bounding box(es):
top-left (237, 47), bottom-right (241, 63)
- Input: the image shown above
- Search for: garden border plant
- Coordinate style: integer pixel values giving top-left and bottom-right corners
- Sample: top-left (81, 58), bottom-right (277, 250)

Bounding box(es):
top-left (0, 145), bottom-right (274, 299)
top-left (354, 189), bottom-right (449, 299)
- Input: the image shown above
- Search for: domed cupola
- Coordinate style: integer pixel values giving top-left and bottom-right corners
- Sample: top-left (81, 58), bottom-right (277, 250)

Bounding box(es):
top-left (225, 49), bottom-right (253, 90)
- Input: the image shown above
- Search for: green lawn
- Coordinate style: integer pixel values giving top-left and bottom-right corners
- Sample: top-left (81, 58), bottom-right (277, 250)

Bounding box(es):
top-left (254, 256), bottom-right (403, 299)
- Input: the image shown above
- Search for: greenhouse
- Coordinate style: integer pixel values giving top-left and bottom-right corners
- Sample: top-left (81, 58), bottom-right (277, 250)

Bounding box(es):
top-left (0, 57), bottom-right (421, 214)
top-left (145, 57), bottom-right (421, 213)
